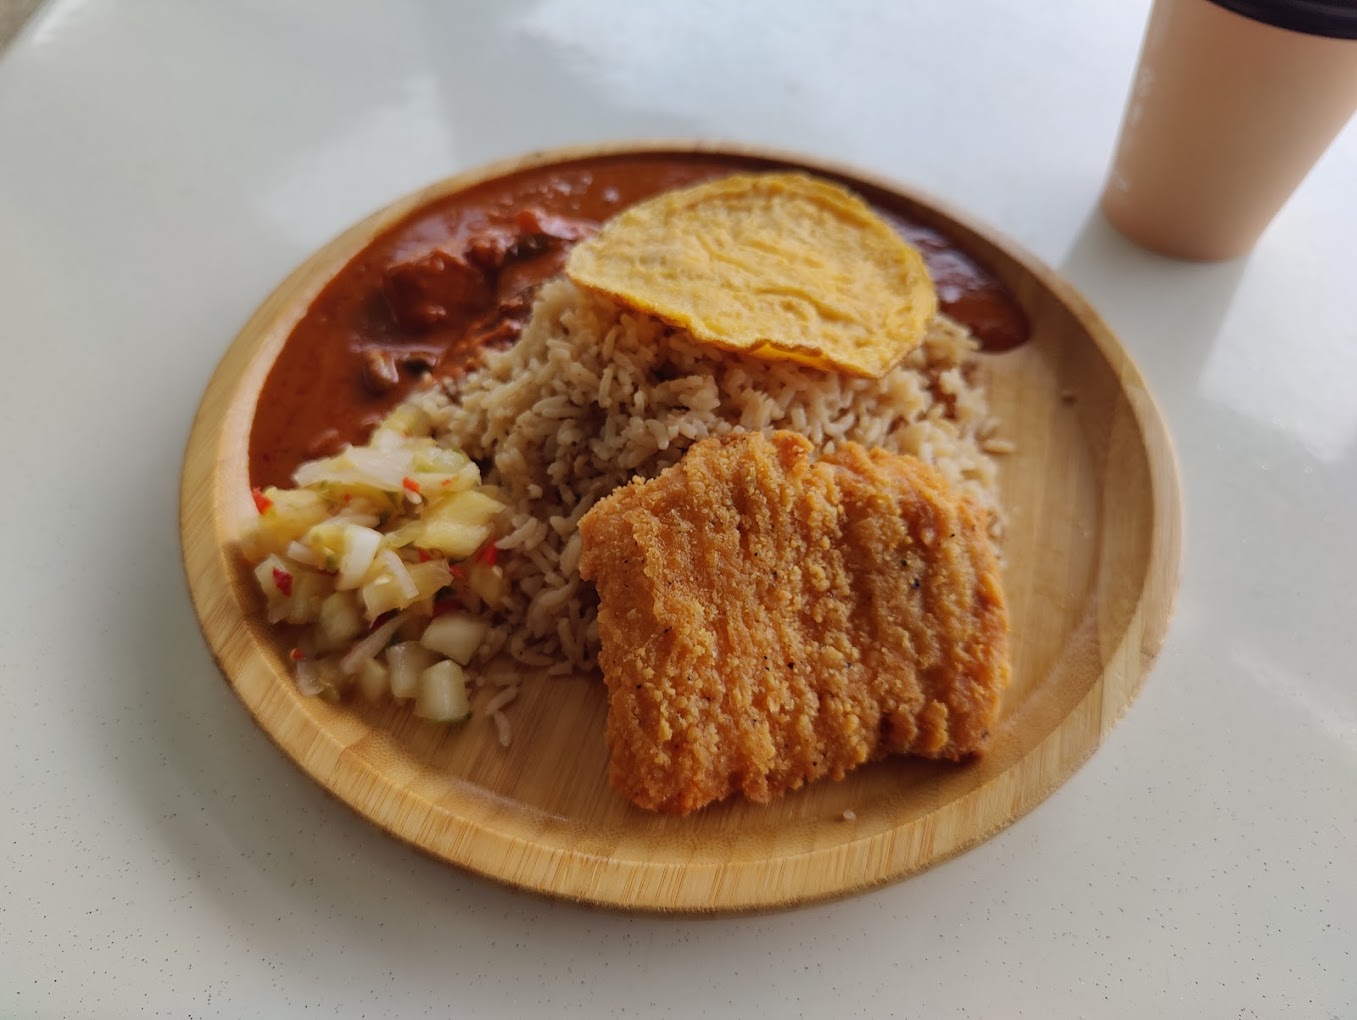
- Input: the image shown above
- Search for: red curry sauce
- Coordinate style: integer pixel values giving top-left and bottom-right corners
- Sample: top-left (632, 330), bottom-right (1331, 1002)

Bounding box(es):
top-left (249, 154), bottom-right (1028, 489)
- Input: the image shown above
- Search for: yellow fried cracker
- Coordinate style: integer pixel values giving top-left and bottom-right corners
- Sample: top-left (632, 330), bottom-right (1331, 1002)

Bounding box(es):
top-left (564, 172), bottom-right (937, 378)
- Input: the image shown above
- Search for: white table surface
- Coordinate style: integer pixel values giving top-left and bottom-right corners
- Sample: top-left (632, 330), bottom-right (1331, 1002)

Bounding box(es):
top-left (3, 2), bottom-right (1354, 1016)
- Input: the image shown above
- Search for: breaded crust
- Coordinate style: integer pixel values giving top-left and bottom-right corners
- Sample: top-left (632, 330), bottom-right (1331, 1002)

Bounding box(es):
top-left (578, 430), bottom-right (1010, 815)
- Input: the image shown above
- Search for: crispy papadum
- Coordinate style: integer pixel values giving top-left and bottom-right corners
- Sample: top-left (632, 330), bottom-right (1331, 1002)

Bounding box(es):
top-left (564, 173), bottom-right (937, 378)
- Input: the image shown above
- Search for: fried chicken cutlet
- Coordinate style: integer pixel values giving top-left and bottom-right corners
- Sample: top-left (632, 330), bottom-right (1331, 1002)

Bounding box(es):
top-left (577, 430), bottom-right (1010, 815)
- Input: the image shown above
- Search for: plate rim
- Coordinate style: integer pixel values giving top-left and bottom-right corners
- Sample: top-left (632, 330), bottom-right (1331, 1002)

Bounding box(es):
top-left (180, 139), bottom-right (1183, 913)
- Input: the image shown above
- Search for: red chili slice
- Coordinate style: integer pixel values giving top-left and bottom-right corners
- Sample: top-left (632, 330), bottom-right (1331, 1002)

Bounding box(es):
top-left (476, 543), bottom-right (498, 567)
top-left (272, 566), bottom-right (294, 596)
top-left (402, 476), bottom-right (421, 494)
top-left (251, 487), bottom-right (273, 514)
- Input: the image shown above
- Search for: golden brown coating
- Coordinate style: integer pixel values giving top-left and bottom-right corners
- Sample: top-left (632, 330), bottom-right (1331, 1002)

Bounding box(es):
top-left (577, 430), bottom-right (1010, 815)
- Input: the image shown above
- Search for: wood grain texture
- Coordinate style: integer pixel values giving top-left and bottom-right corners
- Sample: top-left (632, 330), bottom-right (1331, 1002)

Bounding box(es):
top-left (180, 142), bottom-right (1183, 913)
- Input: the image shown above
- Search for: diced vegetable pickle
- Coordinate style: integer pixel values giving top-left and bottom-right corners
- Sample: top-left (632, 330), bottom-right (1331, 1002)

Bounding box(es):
top-left (420, 612), bottom-right (490, 665)
top-left (414, 660), bottom-right (471, 723)
top-left (240, 404), bottom-right (508, 727)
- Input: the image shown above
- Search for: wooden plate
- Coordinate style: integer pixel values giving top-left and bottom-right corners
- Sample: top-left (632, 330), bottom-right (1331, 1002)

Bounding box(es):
top-left (180, 142), bottom-right (1182, 912)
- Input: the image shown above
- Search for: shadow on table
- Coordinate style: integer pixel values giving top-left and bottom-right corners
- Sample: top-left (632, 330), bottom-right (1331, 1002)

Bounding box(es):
top-left (1055, 209), bottom-right (1249, 401)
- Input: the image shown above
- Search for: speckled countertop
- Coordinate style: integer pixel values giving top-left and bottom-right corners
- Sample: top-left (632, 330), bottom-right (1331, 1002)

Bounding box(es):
top-left (3, 2), bottom-right (1355, 1016)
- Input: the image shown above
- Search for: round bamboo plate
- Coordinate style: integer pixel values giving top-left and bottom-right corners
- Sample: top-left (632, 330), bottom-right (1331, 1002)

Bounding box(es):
top-left (181, 142), bottom-right (1182, 913)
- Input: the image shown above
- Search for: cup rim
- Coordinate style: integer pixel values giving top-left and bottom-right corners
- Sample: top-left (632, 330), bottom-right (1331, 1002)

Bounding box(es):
top-left (1207, 0), bottom-right (1357, 40)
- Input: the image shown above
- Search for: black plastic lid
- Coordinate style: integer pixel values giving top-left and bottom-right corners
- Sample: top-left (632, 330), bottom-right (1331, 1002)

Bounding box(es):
top-left (1208, 0), bottom-right (1357, 39)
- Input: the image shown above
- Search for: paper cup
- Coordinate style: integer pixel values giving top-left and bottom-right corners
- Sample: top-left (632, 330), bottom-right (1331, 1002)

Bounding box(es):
top-left (1101, 0), bottom-right (1357, 261)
